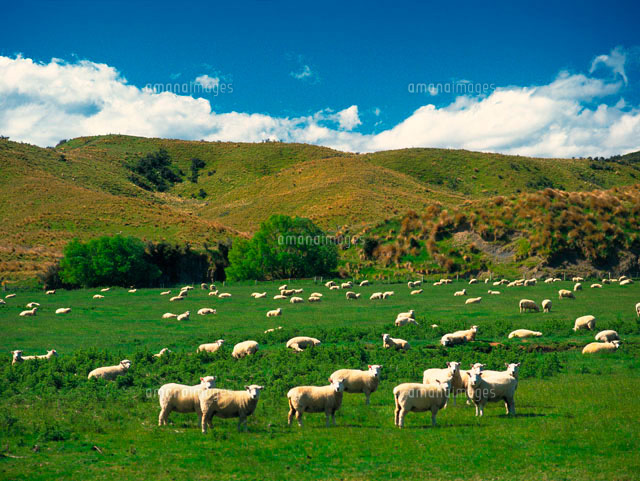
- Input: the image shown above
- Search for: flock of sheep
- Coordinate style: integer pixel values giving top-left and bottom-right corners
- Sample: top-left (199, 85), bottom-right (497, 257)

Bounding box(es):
top-left (5, 274), bottom-right (639, 431)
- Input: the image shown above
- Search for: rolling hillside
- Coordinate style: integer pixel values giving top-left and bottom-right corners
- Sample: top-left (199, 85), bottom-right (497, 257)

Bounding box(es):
top-left (2, 134), bottom-right (640, 281)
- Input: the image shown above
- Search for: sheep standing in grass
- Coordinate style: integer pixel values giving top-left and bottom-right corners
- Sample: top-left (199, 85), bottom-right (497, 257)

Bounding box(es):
top-left (393, 378), bottom-right (452, 428)
top-left (423, 361), bottom-right (461, 407)
top-left (290, 296), bottom-right (304, 304)
top-left (469, 278), bottom-right (478, 284)
top-left (488, 290), bottom-right (501, 295)
top-left (411, 289), bottom-right (423, 295)
top-left (26, 302), bottom-right (40, 308)
top-left (266, 308), bottom-right (283, 317)
top-left (286, 336), bottom-right (321, 352)
top-left (162, 312), bottom-right (178, 319)
top-left (128, 289), bottom-right (137, 293)
top-left (45, 290), bottom-right (55, 295)
top-left (595, 330), bottom-right (619, 342)
top-left (559, 289), bottom-right (575, 299)
top-left (308, 296), bottom-right (322, 302)
top-left (251, 292), bottom-right (267, 299)
top-left (573, 315), bottom-right (596, 331)
top-left (542, 299), bottom-right (552, 312)
top-left (370, 292), bottom-right (383, 300)
top-left (382, 291), bottom-right (395, 299)
top-left (197, 308), bottom-right (216, 316)
top-left (310, 292), bottom-right (323, 298)
top-left (395, 317), bottom-right (419, 327)
top-left (170, 296), bottom-right (184, 302)
top-left (232, 341), bottom-right (259, 359)
top-left (273, 294), bottom-right (287, 300)
top-left (341, 282), bottom-right (353, 289)
top-left (359, 280), bottom-right (370, 287)
top-left (55, 307), bottom-right (71, 315)
top-left (0, 299), bottom-right (5, 305)
top-left (218, 293), bottom-right (232, 299)
top-left (208, 291), bottom-right (219, 297)
top-left (199, 385), bottom-right (264, 433)
top-left (88, 360), bottom-right (131, 380)
top-left (177, 311), bottom-right (190, 321)
top-left (635, 302), bottom-right (640, 317)
top-left (345, 291), bottom-right (361, 300)
top-left (5, 293), bottom-right (16, 299)
top-left (198, 340), bottom-right (225, 353)
top-left (620, 279), bottom-right (633, 286)
top-left (287, 378), bottom-right (345, 427)
top-left (440, 326), bottom-right (478, 347)
top-left (93, 294), bottom-right (104, 299)
top-left (153, 348), bottom-right (171, 357)
top-left (465, 297), bottom-right (482, 304)
top-left (467, 369), bottom-right (518, 417)
top-left (582, 341), bottom-right (621, 354)
top-left (158, 376), bottom-right (217, 426)
top-left (454, 289), bottom-right (467, 296)
top-left (508, 329), bottom-right (543, 339)
top-left (519, 299), bottom-right (539, 313)
top-left (574, 283), bottom-right (582, 291)
top-left (330, 365), bottom-right (382, 405)
top-left (324, 281), bottom-right (336, 288)
top-left (590, 283), bottom-right (602, 289)
top-left (19, 307), bottom-right (37, 317)
top-left (382, 334), bottom-right (410, 351)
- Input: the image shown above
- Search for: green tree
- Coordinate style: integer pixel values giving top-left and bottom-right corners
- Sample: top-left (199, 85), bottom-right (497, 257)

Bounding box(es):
top-left (226, 215), bottom-right (338, 280)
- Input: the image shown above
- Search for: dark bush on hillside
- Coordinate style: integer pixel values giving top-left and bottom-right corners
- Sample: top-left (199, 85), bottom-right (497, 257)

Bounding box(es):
top-left (127, 149), bottom-right (183, 192)
top-left (190, 157), bottom-right (206, 183)
top-left (227, 215), bottom-right (338, 280)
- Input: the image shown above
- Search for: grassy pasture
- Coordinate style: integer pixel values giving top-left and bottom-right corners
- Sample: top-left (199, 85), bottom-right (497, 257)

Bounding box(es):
top-left (0, 279), bottom-right (639, 480)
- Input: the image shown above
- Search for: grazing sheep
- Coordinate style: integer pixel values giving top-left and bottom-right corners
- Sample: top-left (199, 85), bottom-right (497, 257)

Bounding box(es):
top-left (542, 299), bottom-right (552, 312)
top-left (407, 281), bottom-right (416, 289)
top-left (466, 368), bottom-right (518, 417)
top-left (423, 361), bottom-right (461, 407)
top-left (286, 336), bottom-right (321, 352)
top-left (273, 294), bottom-right (287, 300)
top-left (411, 289), bottom-right (423, 295)
top-left (393, 379), bottom-right (451, 428)
top-left (308, 296), bottom-right (322, 302)
top-left (454, 289), bottom-right (467, 296)
top-left (440, 326), bottom-right (478, 347)
top-left (382, 334), bottom-right (410, 351)
top-left (433, 281), bottom-right (443, 286)
top-left (88, 360), bottom-right (132, 380)
top-left (11, 350), bottom-right (23, 364)
top-left (290, 296), bottom-right (304, 304)
top-left (465, 297), bottom-right (482, 305)
top-left (45, 290), bottom-right (55, 295)
top-left (620, 279), bottom-right (633, 286)
top-left (198, 340), bottom-right (225, 353)
top-left (341, 282), bottom-right (353, 289)
top-left (324, 281), bottom-right (336, 288)
top-left (329, 365), bottom-right (382, 405)
top-left (26, 302), bottom-right (40, 308)
top-left (345, 291), bottom-right (361, 300)
top-left (218, 293), bottom-right (232, 299)
top-left (287, 378), bottom-right (345, 427)
top-left (153, 348), bottom-right (171, 357)
top-left (602, 278), bottom-right (611, 284)
top-left (15, 349), bottom-right (57, 362)
top-left (201, 283), bottom-right (208, 290)
top-left (524, 279), bottom-right (537, 286)
top-left (636, 302), bottom-right (640, 317)
top-left (280, 289), bottom-right (294, 296)
top-left (232, 340), bottom-right (259, 359)
top-left (310, 292), bottom-right (323, 298)
top-left (208, 291), bottom-right (219, 297)
top-left (5, 293), bottom-right (16, 299)
top-left (487, 290), bottom-right (501, 295)
top-left (199, 385), bottom-right (264, 433)
top-left (55, 307), bottom-right (71, 315)
top-left (197, 308), bottom-right (216, 316)
top-left (396, 309), bottom-right (415, 320)
top-left (382, 291), bottom-right (394, 299)
top-left (93, 294), bottom-right (104, 299)
top-left (264, 326), bottom-right (282, 333)
top-left (519, 299), bottom-right (539, 313)
top-left (590, 283), bottom-right (602, 289)
top-left (574, 283), bottom-right (582, 291)
top-left (553, 278), bottom-right (562, 282)
top-left (572, 276), bottom-right (584, 282)
top-left (279, 284), bottom-right (288, 291)
top-left (251, 292), bottom-right (267, 299)
top-left (469, 278), bottom-right (478, 284)
top-left (128, 289), bottom-right (137, 293)
top-left (329, 285), bottom-right (340, 291)
top-left (293, 288), bottom-right (304, 294)
top-left (573, 315), bottom-right (596, 331)
top-left (395, 317), bottom-right (419, 327)
top-left (544, 278), bottom-right (554, 284)
top-left (182, 286), bottom-right (194, 291)
top-left (170, 296), bottom-right (185, 302)
top-left (559, 289), bottom-right (575, 299)
top-left (595, 330), bottom-right (619, 342)
top-left (177, 311), bottom-right (190, 321)
top-left (19, 307), bottom-right (37, 317)
top-left (158, 376), bottom-right (217, 426)
top-left (582, 340), bottom-right (621, 354)
top-left (508, 329), bottom-right (543, 339)
top-left (209, 284), bottom-right (216, 291)
top-left (162, 312), bottom-right (178, 319)
top-left (359, 280), bottom-right (370, 287)
top-left (410, 280), bottom-right (422, 287)
top-left (101, 287), bottom-right (110, 292)
top-left (369, 292), bottom-right (383, 300)
top-left (266, 308), bottom-right (283, 317)
top-left (0, 299), bottom-right (5, 305)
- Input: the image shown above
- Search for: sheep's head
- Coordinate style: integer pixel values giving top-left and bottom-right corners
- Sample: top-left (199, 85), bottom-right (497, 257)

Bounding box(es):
top-left (368, 365), bottom-right (382, 377)
top-left (440, 335), bottom-right (451, 347)
top-left (330, 378), bottom-right (345, 393)
top-left (470, 363), bottom-right (485, 372)
top-left (120, 360), bottom-right (132, 369)
top-left (216, 339), bottom-right (225, 346)
top-left (612, 340), bottom-right (621, 349)
top-left (505, 363), bottom-right (520, 377)
top-left (200, 376), bottom-right (217, 388)
top-left (245, 384), bottom-right (263, 400)
top-left (468, 371), bottom-right (483, 388)
top-left (446, 361), bottom-right (461, 376)
top-left (470, 325), bottom-right (479, 333)
top-left (47, 349), bottom-right (58, 357)
top-left (382, 334), bottom-right (391, 342)
top-left (11, 350), bottom-right (23, 360)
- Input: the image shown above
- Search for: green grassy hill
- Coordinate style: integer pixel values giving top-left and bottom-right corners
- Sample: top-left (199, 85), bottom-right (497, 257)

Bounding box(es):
top-left (2, 134), bottom-right (640, 281)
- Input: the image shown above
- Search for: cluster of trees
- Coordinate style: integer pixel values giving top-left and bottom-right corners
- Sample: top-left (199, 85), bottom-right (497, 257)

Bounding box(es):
top-left (127, 149), bottom-right (184, 192)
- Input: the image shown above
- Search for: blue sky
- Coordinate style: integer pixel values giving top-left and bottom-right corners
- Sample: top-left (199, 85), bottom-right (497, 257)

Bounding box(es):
top-left (1, 0), bottom-right (639, 156)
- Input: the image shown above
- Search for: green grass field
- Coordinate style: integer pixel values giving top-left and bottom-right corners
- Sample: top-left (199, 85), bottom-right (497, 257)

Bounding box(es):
top-left (1, 279), bottom-right (639, 480)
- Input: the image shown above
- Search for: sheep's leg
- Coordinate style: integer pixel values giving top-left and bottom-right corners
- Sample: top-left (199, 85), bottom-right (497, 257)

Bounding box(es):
top-left (158, 406), bottom-right (170, 426)
top-left (507, 398), bottom-right (516, 416)
top-left (394, 403), bottom-right (400, 426)
top-left (295, 410), bottom-right (304, 427)
top-left (431, 409), bottom-right (437, 427)
top-left (287, 400), bottom-right (296, 426)
top-left (201, 410), bottom-right (210, 434)
top-left (238, 416), bottom-right (247, 432)
top-left (325, 410), bottom-right (331, 427)
top-left (397, 408), bottom-right (405, 428)
top-left (364, 390), bottom-right (371, 405)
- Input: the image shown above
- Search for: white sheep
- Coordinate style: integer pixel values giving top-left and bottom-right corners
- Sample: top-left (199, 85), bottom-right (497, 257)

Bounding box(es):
top-left (55, 307), bottom-right (71, 315)
top-left (280, 289), bottom-right (294, 296)
top-left (524, 279), bottom-right (537, 286)
top-left (411, 289), bottom-right (423, 295)
top-left (201, 283), bottom-right (208, 290)
top-left (382, 291), bottom-right (395, 299)
top-left (198, 340), bottom-right (225, 353)
top-left (26, 302), bottom-right (40, 308)
top-left (440, 326), bottom-right (478, 347)
top-left (572, 276), bottom-right (584, 282)
top-left (544, 278), bottom-right (554, 284)
top-left (45, 290), bottom-right (55, 295)
top-left (177, 311), bottom-right (190, 321)
top-left (542, 299), bottom-right (552, 312)
top-left (286, 336), bottom-right (321, 352)
top-left (88, 360), bottom-right (132, 380)
top-left (573, 315), bottom-right (596, 331)
top-left (407, 281), bottom-right (416, 289)
top-left (359, 280), bottom-right (370, 287)
top-left (293, 288), bottom-right (304, 294)
top-left (454, 289), bottom-right (467, 296)
top-left (208, 291), bottom-right (219, 297)
top-left (128, 289), bottom-right (137, 293)
top-left (487, 290), bottom-right (501, 295)
top-left (519, 299), bottom-right (539, 313)
top-left (324, 281), bottom-right (336, 288)
top-left (197, 308), bottom-right (216, 316)
top-left (19, 307), bottom-right (37, 317)
top-left (290, 296), bottom-right (304, 304)
top-left (466, 367), bottom-right (519, 417)
top-left (93, 294), bottom-right (104, 299)
top-left (287, 378), bottom-right (345, 427)
top-left (5, 293), bottom-right (17, 299)
top-left (209, 284), bottom-right (216, 290)
top-left (232, 340), bottom-right (259, 359)
top-left (508, 329), bottom-right (543, 339)
top-left (369, 292), bottom-right (383, 300)
top-left (273, 294), bottom-right (287, 300)
top-left (620, 279), bottom-right (633, 286)
top-left (594, 330), bottom-right (619, 342)
top-left (574, 283), bottom-right (582, 291)
top-left (341, 282), bottom-right (353, 289)
top-left (329, 365), bottom-right (382, 405)
top-left (590, 283), bottom-right (602, 289)
top-left (170, 296), bottom-right (185, 302)
top-left (11, 350), bottom-right (23, 364)
top-left (345, 291), bottom-right (361, 300)
top-left (308, 296), bottom-right (322, 302)
top-left (465, 297), bottom-right (482, 304)
top-left (329, 285), bottom-right (339, 291)
top-left (101, 287), bottom-right (110, 292)
top-left (382, 334), bottom-right (410, 351)
top-left (422, 361), bottom-right (461, 407)
top-left (266, 308), bottom-right (282, 317)
top-left (199, 385), bottom-right (264, 433)
top-left (218, 293), bottom-right (232, 299)
top-left (0, 299), bottom-right (5, 305)
top-left (160, 290), bottom-right (171, 296)
top-left (13, 349), bottom-right (57, 363)
top-left (396, 309), bottom-right (415, 320)
top-left (636, 302), bottom-right (640, 318)
top-left (602, 278), bottom-right (611, 284)
top-left (395, 317), bottom-right (419, 327)
top-left (162, 312), bottom-right (178, 319)
top-left (279, 284), bottom-right (288, 291)
top-left (310, 292), bottom-right (323, 298)
top-left (251, 292), bottom-right (267, 299)
top-left (158, 376), bottom-right (217, 426)
top-left (582, 340), bottom-right (621, 354)
top-left (559, 289), bottom-right (575, 299)
top-left (153, 348), bottom-right (171, 357)
top-left (393, 379), bottom-right (451, 427)
top-left (469, 278), bottom-right (478, 284)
